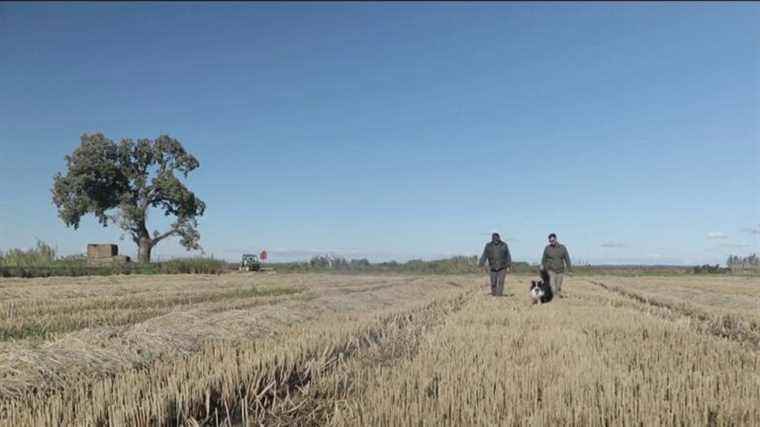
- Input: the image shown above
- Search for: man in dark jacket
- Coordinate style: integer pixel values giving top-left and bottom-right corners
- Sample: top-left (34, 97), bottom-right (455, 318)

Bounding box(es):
top-left (541, 233), bottom-right (572, 298)
top-left (479, 232), bottom-right (512, 296)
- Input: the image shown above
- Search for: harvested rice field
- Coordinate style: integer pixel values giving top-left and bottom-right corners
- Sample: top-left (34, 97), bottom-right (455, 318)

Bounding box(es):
top-left (1, 273), bottom-right (758, 426)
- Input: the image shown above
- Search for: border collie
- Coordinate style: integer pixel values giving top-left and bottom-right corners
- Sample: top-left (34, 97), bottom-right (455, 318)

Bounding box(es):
top-left (529, 270), bottom-right (554, 304)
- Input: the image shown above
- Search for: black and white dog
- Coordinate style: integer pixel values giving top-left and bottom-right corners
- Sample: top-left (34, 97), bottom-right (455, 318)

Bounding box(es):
top-left (529, 269), bottom-right (554, 304)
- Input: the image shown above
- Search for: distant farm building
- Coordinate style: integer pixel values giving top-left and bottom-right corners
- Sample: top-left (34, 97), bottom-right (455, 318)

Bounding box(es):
top-left (87, 244), bottom-right (130, 266)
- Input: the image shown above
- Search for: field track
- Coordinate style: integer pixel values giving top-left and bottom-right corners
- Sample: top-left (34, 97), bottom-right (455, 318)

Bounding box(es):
top-left (1, 273), bottom-right (759, 426)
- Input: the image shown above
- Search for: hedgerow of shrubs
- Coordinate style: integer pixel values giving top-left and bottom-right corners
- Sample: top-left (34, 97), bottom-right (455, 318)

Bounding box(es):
top-left (0, 241), bottom-right (226, 278)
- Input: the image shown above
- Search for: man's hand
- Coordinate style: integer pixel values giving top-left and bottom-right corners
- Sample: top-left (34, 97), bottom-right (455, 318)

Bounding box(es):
top-left (506, 266), bottom-right (512, 273)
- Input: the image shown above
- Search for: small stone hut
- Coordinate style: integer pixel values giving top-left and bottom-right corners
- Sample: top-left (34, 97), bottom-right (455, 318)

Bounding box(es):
top-left (87, 244), bottom-right (130, 266)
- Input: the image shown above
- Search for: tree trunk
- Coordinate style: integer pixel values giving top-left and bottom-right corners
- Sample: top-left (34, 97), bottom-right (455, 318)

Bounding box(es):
top-left (137, 237), bottom-right (153, 263)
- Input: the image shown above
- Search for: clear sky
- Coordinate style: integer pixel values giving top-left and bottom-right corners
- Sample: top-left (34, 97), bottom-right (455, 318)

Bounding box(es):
top-left (1, 2), bottom-right (758, 265)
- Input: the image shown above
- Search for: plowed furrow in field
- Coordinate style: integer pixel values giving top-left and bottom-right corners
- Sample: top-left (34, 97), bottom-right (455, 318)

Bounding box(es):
top-left (183, 289), bottom-right (475, 427)
top-left (0, 276), bottom-right (476, 426)
top-left (589, 280), bottom-right (760, 349)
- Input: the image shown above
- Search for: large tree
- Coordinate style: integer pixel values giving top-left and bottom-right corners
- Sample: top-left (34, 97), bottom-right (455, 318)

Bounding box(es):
top-left (52, 133), bottom-right (206, 263)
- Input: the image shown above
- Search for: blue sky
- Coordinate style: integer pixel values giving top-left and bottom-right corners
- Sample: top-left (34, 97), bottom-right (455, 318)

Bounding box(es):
top-left (1, 2), bottom-right (758, 265)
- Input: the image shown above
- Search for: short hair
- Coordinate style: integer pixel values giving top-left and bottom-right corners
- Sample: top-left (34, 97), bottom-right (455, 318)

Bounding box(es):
top-left (548, 233), bottom-right (557, 239)
top-left (492, 232), bottom-right (500, 238)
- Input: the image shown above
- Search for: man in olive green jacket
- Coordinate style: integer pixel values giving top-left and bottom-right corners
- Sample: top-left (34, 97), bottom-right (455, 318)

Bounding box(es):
top-left (541, 233), bottom-right (572, 298)
top-left (479, 232), bottom-right (512, 296)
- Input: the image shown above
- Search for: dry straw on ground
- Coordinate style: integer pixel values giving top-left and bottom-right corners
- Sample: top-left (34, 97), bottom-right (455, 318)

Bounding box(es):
top-left (1, 273), bottom-right (759, 426)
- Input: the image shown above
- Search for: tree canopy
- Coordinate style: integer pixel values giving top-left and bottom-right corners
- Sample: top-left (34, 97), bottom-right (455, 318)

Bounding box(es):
top-left (52, 133), bottom-right (206, 262)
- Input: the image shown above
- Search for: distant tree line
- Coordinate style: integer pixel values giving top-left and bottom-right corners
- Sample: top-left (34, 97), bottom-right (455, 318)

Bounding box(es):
top-left (692, 264), bottom-right (730, 274)
top-left (727, 254), bottom-right (759, 268)
top-left (309, 255), bottom-right (371, 270)
top-left (274, 256), bottom-right (735, 276)
top-left (278, 255), bottom-right (533, 274)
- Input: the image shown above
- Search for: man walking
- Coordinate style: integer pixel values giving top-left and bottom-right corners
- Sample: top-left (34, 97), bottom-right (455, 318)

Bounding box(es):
top-left (541, 233), bottom-right (572, 298)
top-left (479, 232), bottom-right (512, 296)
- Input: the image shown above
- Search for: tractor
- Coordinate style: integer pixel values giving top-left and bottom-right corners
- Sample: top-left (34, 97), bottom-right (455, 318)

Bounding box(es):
top-left (239, 254), bottom-right (262, 272)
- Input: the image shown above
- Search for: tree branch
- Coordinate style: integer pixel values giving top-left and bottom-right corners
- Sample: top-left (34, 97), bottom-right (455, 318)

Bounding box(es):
top-left (152, 228), bottom-right (178, 244)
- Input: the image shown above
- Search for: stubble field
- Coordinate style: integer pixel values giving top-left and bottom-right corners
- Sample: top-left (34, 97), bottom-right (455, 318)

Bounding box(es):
top-left (0, 272), bottom-right (758, 426)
